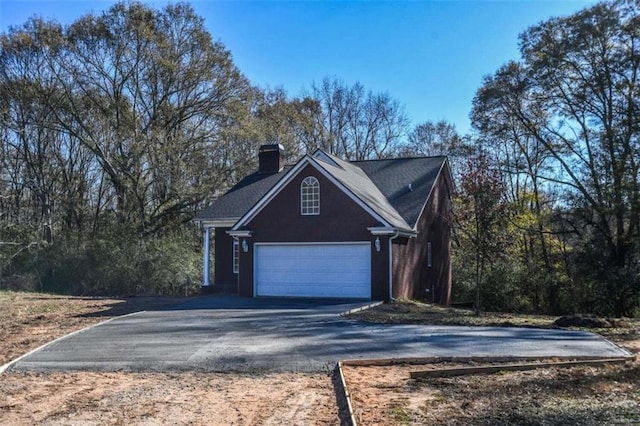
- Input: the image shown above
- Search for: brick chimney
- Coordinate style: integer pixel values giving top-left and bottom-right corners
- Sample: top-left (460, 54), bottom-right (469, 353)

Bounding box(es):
top-left (258, 144), bottom-right (284, 174)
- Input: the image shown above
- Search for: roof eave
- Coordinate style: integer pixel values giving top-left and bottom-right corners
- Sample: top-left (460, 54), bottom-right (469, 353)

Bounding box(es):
top-left (368, 226), bottom-right (417, 238)
top-left (227, 229), bottom-right (253, 238)
top-left (310, 156), bottom-right (407, 228)
top-left (411, 158), bottom-right (451, 230)
top-left (193, 217), bottom-right (239, 228)
top-left (396, 228), bottom-right (418, 238)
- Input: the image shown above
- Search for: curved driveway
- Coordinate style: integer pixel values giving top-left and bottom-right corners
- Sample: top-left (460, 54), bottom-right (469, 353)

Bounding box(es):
top-left (8, 296), bottom-right (630, 373)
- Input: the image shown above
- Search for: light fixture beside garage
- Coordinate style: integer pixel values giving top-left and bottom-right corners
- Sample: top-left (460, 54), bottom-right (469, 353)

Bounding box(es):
top-left (242, 240), bottom-right (249, 252)
top-left (375, 237), bottom-right (381, 252)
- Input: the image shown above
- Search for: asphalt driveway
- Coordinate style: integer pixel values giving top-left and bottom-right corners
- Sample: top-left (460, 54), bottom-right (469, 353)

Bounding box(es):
top-left (8, 296), bottom-right (630, 373)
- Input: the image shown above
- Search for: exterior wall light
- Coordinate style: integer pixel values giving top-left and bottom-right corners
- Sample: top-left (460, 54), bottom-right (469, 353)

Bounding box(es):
top-left (242, 240), bottom-right (249, 253)
top-left (374, 237), bottom-right (381, 252)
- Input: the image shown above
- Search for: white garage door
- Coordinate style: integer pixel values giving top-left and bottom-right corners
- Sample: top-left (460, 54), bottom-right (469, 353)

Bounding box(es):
top-left (255, 243), bottom-right (371, 298)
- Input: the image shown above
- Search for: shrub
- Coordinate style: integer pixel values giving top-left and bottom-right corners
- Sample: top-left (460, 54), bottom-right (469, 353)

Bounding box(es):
top-left (35, 225), bottom-right (203, 296)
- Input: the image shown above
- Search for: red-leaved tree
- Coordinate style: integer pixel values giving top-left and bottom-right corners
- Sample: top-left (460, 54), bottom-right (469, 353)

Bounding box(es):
top-left (455, 151), bottom-right (509, 314)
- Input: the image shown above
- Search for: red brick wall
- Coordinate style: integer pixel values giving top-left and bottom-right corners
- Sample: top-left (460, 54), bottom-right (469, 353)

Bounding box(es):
top-left (214, 227), bottom-right (236, 287)
top-left (392, 165), bottom-right (452, 304)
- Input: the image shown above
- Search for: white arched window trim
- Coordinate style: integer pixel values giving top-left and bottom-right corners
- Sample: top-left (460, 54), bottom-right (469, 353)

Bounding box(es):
top-left (301, 176), bottom-right (320, 215)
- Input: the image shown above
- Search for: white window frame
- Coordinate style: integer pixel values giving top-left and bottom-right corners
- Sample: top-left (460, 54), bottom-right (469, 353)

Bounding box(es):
top-left (300, 176), bottom-right (320, 215)
top-left (233, 239), bottom-right (239, 274)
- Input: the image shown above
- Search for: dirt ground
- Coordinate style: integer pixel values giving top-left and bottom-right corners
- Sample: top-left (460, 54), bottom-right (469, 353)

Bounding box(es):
top-left (342, 360), bottom-right (640, 425)
top-left (0, 371), bottom-right (340, 425)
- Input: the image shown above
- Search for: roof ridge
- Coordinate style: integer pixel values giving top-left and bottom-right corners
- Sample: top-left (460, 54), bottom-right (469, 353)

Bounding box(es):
top-left (349, 155), bottom-right (448, 163)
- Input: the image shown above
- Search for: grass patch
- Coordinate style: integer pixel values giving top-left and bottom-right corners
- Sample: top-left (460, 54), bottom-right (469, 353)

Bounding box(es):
top-left (0, 290), bottom-right (16, 301)
top-left (387, 398), bottom-right (412, 424)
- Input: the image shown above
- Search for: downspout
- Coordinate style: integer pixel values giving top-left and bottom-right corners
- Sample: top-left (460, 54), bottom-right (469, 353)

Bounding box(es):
top-left (388, 231), bottom-right (400, 302)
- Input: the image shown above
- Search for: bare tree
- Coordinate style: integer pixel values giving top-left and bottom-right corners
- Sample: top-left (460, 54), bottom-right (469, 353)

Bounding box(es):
top-left (472, 0), bottom-right (640, 315)
top-left (40, 2), bottom-right (254, 232)
top-left (307, 77), bottom-right (409, 160)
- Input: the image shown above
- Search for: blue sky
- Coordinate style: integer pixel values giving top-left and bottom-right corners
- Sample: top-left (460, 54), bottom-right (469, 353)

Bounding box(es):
top-left (0, 0), bottom-right (597, 134)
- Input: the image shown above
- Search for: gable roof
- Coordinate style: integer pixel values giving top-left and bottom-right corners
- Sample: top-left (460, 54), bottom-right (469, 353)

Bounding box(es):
top-left (195, 150), bottom-right (449, 231)
top-left (231, 154), bottom-right (404, 231)
top-left (310, 152), bottom-right (412, 230)
top-left (354, 156), bottom-right (448, 228)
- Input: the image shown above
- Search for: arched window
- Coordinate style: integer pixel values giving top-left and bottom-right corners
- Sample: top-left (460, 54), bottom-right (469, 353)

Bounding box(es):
top-left (301, 176), bottom-right (320, 215)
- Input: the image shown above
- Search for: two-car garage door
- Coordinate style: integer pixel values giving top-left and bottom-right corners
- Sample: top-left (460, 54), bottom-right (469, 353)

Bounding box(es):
top-left (254, 243), bottom-right (371, 298)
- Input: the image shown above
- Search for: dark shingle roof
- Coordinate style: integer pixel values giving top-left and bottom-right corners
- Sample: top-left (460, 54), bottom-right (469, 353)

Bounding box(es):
top-left (196, 151), bottom-right (447, 230)
top-left (310, 153), bottom-right (412, 230)
top-left (195, 167), bottom-right (291, 221)
top-left (354, 156), bottom-right (447, 228)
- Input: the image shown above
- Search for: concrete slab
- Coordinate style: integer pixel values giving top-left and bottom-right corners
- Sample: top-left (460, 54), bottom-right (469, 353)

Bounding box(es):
top-left (7, 296), bottom-right (631, 373)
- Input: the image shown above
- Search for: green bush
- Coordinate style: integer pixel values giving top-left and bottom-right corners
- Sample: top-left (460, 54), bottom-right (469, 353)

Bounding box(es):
top-left (34, 225), bottom-right (203, 296)
top-left (480, 262), bottom-right (532, 313)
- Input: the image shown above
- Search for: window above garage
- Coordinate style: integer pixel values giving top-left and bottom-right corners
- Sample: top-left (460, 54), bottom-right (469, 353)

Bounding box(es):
top-left (301, 176), bottom-right (320, 215)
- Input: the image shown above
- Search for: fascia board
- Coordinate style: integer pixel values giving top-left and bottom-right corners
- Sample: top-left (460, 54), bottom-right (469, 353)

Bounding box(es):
top-left (368, 226), bottom-right (417, 238)
top-left (194, 218), bottom-right (239, 228)
top-left (412, 158), bottom-right (449, 231)
top-left (367, 226), bottom-right (396, 235)
top-left (227, 230), bottom-right (253, 238)
top-left (396, 229), bottom-right (418, 238)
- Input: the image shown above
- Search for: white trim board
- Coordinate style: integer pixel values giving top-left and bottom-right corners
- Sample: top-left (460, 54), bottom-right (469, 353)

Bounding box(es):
top-left (254, 241), bottom-right (371, 247)
top-left (195, 218), bottom-right (239, 228)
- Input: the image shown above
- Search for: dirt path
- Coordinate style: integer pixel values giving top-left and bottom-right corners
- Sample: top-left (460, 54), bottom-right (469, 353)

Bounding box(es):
top-left (0, 371), bottom-right (341, 425)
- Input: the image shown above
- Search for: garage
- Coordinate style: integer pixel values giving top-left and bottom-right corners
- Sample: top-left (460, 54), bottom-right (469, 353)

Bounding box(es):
top-left (254, 243), bottom-right (371, 298)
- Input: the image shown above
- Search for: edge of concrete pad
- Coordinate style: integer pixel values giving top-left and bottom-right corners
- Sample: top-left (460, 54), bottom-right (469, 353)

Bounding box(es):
top-left (340, 300), bottom-right (384, 317)
top-left (337, 305), bottom-right (635, 360)
top-left (596, 335), bottom-right (635, 358)
top-left (0, 310), bottom-right (147, 375)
